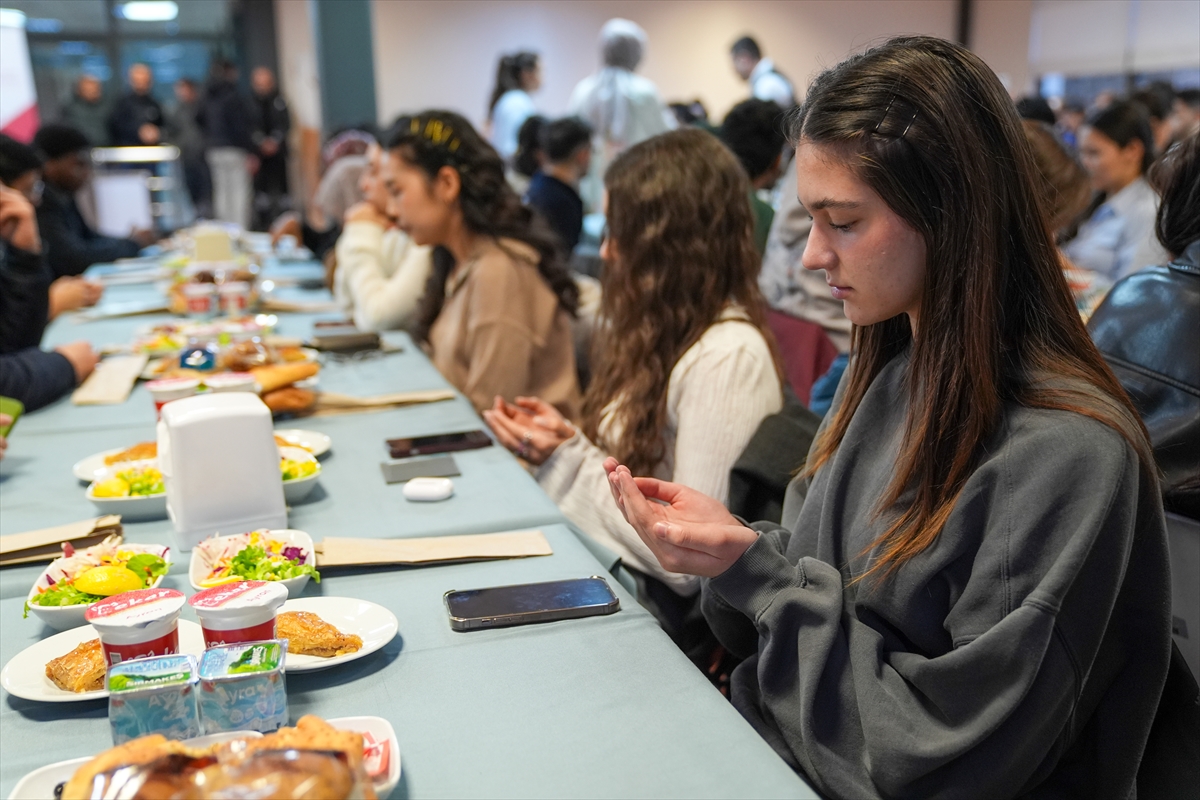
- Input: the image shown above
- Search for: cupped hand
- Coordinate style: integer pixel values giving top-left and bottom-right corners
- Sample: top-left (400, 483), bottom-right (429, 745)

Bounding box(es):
top-left (0, 184), bottom-right (41, 252)
top-left (49, 277), bottom-right (103, 318)
top-left (483, 395), bottom-right (575, 465)
top-left (270, 212), bottom-right (302, 245)
top-left (602, 458), bottom-right (758, 578)
top-left (55, 341), bottom-right (99, 384)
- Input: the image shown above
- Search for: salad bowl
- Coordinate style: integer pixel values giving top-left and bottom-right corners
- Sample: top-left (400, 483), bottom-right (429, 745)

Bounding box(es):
top-left (280, 446), bottom-right (321, 504)
top-left (25, 540), bottom-right (172, 630)
top-left (85, 460), bottom-right (168, 521)
top-left (189, 529), bottom-right (317, 598)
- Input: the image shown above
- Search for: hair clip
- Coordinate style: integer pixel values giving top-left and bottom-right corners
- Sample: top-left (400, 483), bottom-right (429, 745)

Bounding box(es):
top-left (901, 109), bottom-right (919, 137)
top-left (873, 95), bottom-right (896, 133)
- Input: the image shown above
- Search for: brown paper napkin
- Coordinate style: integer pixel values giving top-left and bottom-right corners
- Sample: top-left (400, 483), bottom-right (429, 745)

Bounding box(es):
top-left (303, 388), bottom-right (456, 418)
top-left (315, 529), bottom-right (552, 568)
top-left (72, 354), bottom-right (149, 405)
top-left (260, 298), bottom-right (342, 314)
top-left (0, 516), bottom-right (123, 566)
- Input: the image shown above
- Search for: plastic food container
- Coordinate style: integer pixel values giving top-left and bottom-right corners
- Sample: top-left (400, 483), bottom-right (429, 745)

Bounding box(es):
top-left (146, 377), bottom-right (200, 418)
top-left (204, 372), bottom-right (258, 393)
top-left (189, 580), bottom-right (288, 648)
top-left (218, 282), bottom-right (251, 315)
top-left (197, 640), bottom-right (288, 733)
top-left (108, 654), bottom-right (201, 744)
top-left (85, 587), bottom-right (186, 667)
top-left (182, 283), bottom-right (217, 319)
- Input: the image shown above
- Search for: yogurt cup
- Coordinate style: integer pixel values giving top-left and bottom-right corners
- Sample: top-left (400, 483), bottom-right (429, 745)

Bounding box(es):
top-left (86, 587), bottom-right (186, 667)
top-left (204, 372), bottom-right (258, 393)
top-left (189, 580), bottom-right (288, 648)
top-left (218, 282), bottom-right (251, 315)
top-left (182, 283), bottom-right (217, 319)
top-left (146, 377), bottom-right (200, 418)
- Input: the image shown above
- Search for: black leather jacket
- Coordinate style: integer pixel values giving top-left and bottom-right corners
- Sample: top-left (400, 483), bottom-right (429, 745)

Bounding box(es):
top-left (1088, 239), bottom-right (1200, 519)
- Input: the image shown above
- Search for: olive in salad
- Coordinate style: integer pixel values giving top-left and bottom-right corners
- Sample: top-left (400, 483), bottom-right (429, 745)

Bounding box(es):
top-left (24, 537), bottom-right (170, 617)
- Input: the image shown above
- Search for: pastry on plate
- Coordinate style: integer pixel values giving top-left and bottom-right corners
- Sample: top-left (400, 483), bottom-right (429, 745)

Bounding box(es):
top-left (262, 387), bottom-right (316, 415)
top-left (104, 442), bottom-right (157, 465)
top-left (277, 611), bottom-right (362, 657)
top-left (45, 638), bottom-right (107, 693)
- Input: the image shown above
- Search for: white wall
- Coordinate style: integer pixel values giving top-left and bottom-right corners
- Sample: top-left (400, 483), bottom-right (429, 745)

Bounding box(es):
top-left (971, 0), bottom-right (1035, 96)
top-left (369, 0), bottom-right (960, 130)
top-left (1029, 0), bottom-right (1200, 75)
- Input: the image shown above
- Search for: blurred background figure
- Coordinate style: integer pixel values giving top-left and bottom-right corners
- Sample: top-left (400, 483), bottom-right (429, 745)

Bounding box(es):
top-left (508, 114), bottom-right (546, 195)
top-left (200, 60), bottom-right (257, 230)
top-left (730, 35), bottom-right (795, 108)
top-left (1170, 88), bottom-right (1200, 145)
top-left (569, 18), bottom-right (674, 211)
top-left (1057, 100), bottom-right (1087, 149)
top-left (488, 51), bottom-right (542, 162)
top-left (525, 116), bottom-right (592, 254)
top-left (251, 67), bottom-right (292, 230)
top-left (1015, 94), bottom-right (1057, 126)
top-left (1131, 82), bottom-right (1176, 156)
top-left (108, 64), bottom-right (164, 147)
top-left (60, 75), bottom-right (109, 149)
top-left (165, 78), bottom-right (211, 219)
top-left (1065, 99), bottom-right (1168, 283)
top-left (719, 98), bottom-right (786, 254)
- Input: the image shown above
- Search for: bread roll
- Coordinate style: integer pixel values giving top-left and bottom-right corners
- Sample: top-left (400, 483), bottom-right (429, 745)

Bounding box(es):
top-left (262, 386), bottom-right (316, 415)
top-left (251, 362), bottom-right (319, 394)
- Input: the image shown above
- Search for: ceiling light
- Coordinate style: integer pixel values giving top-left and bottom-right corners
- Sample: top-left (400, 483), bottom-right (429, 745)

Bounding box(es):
top-left (115, 1), bottom-right (179, 22)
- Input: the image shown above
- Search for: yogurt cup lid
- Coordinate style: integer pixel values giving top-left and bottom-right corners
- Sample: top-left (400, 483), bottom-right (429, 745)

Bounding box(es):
top-left (204, 372), bottom-right (256, 387)
top-left (189, 580), bottom-right (288, 613)
top-left (86, 587), bottom-right (185, 629)
top-left (146, 377), bottom-right (200, 391)
top-left (198, 639), bottom-right (285, 679)
top-left (108, 654), bottom-right (197, 693)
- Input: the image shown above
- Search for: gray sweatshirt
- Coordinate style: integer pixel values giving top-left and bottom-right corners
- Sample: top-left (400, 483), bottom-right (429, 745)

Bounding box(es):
top-left (702, 350), bottom-right (1171, 799)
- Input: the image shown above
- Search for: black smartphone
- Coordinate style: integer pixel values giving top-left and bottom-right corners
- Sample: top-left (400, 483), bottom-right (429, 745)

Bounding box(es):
top-left (386, 430), bottom-right (492, 459)
top-left (444, 576), bottom-right (620, 631)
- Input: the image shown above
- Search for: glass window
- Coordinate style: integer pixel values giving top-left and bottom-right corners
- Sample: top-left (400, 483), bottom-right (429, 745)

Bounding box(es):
top-left (2, 0), bottom-right (109, 35)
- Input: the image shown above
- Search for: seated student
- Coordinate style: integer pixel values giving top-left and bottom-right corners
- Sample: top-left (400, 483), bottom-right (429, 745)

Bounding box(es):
top-left (1064, 100), bottom-right (1168, 282)
top-left (0, 135), bottom-right (102, 330)
top-left (333, 142), bottom-right (432, 332)
top-left (603, 37), bottom-right (1169, 798)
top-left (524, 117), bottom-right (592, 254)
top-left (32, 125), bottom-right (153, 278)
top-left (720, 98), bottom-right (786, 254)
top-left (382, 111), bottom-right (580, 417)
top-left (484, 129), bottom-right (783, 614)
top-left (506, 115), bottom-right (545, 197)
top-left (1089, 132), bottom-right (1200, 520)
top-left (0, 184), bottom-right (98, 411)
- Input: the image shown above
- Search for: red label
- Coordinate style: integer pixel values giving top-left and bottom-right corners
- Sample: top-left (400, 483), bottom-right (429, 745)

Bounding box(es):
top-left (190, 581), bottom-right (265, 609)
top-left (87, 588), bottom-right (184, 621)
top-left (201, 618), bottom-right (276, 647)
top-left (186, 294), bottom-right (213, 313)
top-left (101, 628), bottom-right (180, 667)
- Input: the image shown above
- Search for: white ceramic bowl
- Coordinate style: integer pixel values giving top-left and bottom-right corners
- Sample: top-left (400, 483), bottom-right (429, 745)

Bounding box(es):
top-left (85, 460), bottom-right (168, 521)
top-left (189, 528), bottom-right (316, 598)
top-left (25, 542), bottom-right (173, 631)
top-left (280, 446), bottom-right (321, 504)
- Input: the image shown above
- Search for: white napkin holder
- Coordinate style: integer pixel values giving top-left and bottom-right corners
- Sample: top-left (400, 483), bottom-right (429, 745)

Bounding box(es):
top-left (158, 393), bottom-right (287, 551)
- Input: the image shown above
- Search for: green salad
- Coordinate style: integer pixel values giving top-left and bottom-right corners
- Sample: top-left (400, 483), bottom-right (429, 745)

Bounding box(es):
top-left (229, 544), bottom-right (320, 583)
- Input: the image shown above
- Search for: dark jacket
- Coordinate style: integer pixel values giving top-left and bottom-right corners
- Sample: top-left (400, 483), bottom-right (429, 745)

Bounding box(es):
top-left (0, 240), bottom-right (52, 353)
top-left (36, 183), bottom-right (141, 278)
top-left (199, 80), bottom-right (257, 152)
top-left (108, 91), bottom-right (165, 147)
top-left (0, 240), bottom-right (75, 411)
top-left (525, 172), bottom-right (583, 253)
top-left (1088, 239), bottom-right (1200, 520)
top-left (61, 95), bottom-right (111, 147)
top-left (253, 90), bottom-right (290, 155)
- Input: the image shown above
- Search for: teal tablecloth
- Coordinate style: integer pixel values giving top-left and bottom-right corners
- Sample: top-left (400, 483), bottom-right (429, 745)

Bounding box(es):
top-left (0, 260), bottom-right (816, 798)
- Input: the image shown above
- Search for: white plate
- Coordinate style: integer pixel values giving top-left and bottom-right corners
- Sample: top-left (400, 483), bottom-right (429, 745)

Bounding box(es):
top-left (189, 529), bottom-right (316, 598)
top-left (7, 731), bottom-right (262, 800)
top-left (0, 620), bottom-right (205, 704)
top-left (279, 597), bottom-right (398, 673)
top-left (328, 716), bottom-right (402, 797)
top-left (280, 446), bottom-right (321, 504)
top-left (73, 448), bottom-right (128, 483)
top-left (25, 542), bottom-right (174, 631)
top-left (274, 428), bottom-right (332, 458)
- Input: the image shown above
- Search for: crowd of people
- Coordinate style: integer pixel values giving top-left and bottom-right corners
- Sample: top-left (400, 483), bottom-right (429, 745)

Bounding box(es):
top-left (2, 19), bottom-right (1199, 798)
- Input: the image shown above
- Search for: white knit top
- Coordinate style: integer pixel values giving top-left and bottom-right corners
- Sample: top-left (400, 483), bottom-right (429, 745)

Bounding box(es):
top-left (334, 220), bottom-right (433, 332)
top-left (537, 307), bottom-right (783, 594)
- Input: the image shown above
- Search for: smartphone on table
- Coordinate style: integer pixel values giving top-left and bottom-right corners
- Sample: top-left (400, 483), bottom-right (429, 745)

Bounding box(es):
top-left (444, 576), bottom-right (620, 631)
top-left (386, 430), bottom-right (492, 459)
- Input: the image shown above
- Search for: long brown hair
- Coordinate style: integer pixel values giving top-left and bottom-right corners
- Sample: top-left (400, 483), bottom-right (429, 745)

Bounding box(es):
top-left (583, 128), bottom-right (779, 475)
top-left (794, 36), bottom-right (1154, 582)
top-left (384, 111), bottom-right (578, 343)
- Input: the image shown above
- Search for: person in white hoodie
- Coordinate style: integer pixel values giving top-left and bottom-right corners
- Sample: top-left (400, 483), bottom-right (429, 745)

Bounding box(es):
top-left (333, 142), bottom-right (433, 332)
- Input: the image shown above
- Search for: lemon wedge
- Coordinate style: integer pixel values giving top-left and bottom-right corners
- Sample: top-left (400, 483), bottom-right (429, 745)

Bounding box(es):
top-left (74, 565), bottom-right (144, 596)
top-left (93, 477), bottom-right (131, 498)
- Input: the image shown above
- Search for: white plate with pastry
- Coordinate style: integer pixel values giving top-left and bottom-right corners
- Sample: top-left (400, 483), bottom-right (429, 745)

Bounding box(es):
top-left (73, 442), bottom-right (157, 482)
top-left (0, 621), bottom-right (206, 704)
top-left (276, 597), bottom-right (398, 673)
top-left (273, 428), bottom-right (332, 458)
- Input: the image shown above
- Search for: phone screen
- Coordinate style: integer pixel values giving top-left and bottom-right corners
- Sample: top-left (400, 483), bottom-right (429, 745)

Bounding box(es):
top-left (445, 577), bottom-right (619, 629)
top-left (387, 430), bottom-right (491, 458)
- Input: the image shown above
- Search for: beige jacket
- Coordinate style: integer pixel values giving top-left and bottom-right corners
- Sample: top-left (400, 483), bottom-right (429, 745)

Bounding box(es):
top-left (428, 237), bottom-right (581, 419)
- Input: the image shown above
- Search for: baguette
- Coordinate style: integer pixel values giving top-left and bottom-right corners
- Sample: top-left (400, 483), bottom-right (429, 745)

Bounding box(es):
top-left (251, 362), bottom-right (319, 394)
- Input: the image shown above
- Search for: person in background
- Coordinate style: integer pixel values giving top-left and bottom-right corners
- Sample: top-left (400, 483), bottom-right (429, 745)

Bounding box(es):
top-left (730, 36), bottom-right (795, 108)
top-left (668, 100), bottom-right (712, 130)
top-left (0, 135), bottom-right (102, 324)
top-left (524, 117), bottom-right (591, 255)
top-left (603, 36), bottom-right (1168, 798)
top-left (200, 60), bottom-right (258, 230)
top-left (488, 52), bottom-right (541, 162)
top-left (60, 74), bottom-right (110, 148)
top-left (0, 183), bottom-right (98, 411)
top-left (507, 114), bottom-right (546, 196)
top-left (1089, 132), bottom-right (1200, 521)
top-left (1021, 120), bottom-right (1108, 318)
top-left (485, 129), bottom-right (783, 661)
top-left (1132, 82), bottom-right (1176, 156)
top-left (1015, 94), bottom-right (1057, 126)
top-left (568, 18), bottom-right (674, 211)
top-left (382, 111), bottom-right (580, 417)
top-left (251, 67), bottom-right (291, 229)
top-left (1057, 100), bottom-right (1087, 149)
top-left (165, 78), bottom-right (211, 218)
top-left (1065, 100), bottom-right (1168, 283)
top-left (720, 98), bottom-right (786, 254)
top-left (333, 141), bottom-right (432, 332)
top-left (32, 125), bottom-right (151, 278)
top-left (108, 63), bottom-right (164, 147)
top-left (1171, 88), bottom-right (1200, 142)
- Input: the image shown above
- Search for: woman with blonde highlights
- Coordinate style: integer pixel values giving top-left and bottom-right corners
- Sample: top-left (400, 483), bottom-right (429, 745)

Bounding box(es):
top-left (603, 37), bottom-right (1169, 798)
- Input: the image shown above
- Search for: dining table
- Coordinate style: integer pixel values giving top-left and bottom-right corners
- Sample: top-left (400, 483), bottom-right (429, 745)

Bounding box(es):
top-left (0, 255), bottom-right (816, 798)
